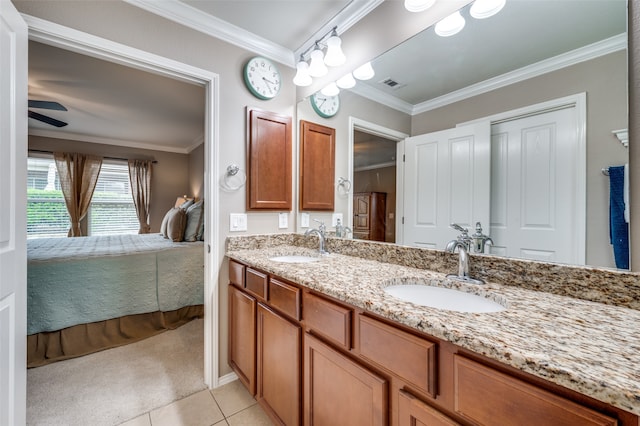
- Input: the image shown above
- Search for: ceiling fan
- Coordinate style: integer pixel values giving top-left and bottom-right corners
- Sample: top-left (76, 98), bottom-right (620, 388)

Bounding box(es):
top-left (28, 100), bottom-right (68, 128)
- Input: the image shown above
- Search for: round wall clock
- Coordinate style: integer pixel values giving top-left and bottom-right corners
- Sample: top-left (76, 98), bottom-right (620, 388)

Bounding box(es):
top-left (310, 92), bottom-right (340, 118)
top-left (243, 56), bottom-right (282, 100)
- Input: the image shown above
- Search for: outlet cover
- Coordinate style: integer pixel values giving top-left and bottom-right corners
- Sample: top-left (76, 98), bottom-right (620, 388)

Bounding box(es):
top-left (229, 213), bottom-right (247, 232)
top-left (332, 213), bottom-right (343, 227)
top-left (301, 213), bottom-right (310, 228)
top-left (279, 212), bottom-right (288, 229)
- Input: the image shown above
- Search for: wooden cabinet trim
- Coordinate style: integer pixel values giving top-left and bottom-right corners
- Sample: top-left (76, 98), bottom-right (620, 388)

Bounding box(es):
top-left (245, 267), bottom-right (268, 300)
top-left (398, 389), bottom-right (461, 426)
top-left (268, 277), bottom-right (301, 321)
top-left (303, 291), bottom-right (352, 350)
top-left (247, 108), bottom-right (292, 210)
top-left (299, 120), bottom-right (335, 211)
top-left (229, 260), bottom-right (245, 287)
top-left (453, 355), bottom-right (618, 426)
top-left (358, 314), bottom-right (437, 398)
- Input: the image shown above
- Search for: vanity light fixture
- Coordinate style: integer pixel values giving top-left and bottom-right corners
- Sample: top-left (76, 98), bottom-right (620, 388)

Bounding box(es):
top-left (404, 0), bottom-right (436, 13)
top-left (352, 62), bottom-right (375, 80)
top-left (336, 72), bottom-right (356, 89)
top-left (308, 44), bottom-right (328, 77)
top-left (321, 82), bottom-right (340, 96)
top-left (293, 55), bottom-right (312, 86)
top-left (324, 29), bottom-right (346, 67)
top-left (435, 10), bottom-right (466, 37)
top-left (470, 0), bottom-right (506, 19)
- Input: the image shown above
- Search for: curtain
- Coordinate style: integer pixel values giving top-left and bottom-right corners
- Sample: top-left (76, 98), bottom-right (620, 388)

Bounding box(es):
top-left (54, 152), bottom-right (103, 237)
top-left (128, 160), bottom-right (153, 234)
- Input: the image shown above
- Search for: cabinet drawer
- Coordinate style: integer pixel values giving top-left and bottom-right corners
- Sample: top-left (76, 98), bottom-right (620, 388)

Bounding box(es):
top-left (229, 260), bottom-right (245, 287)
top-left (359, 315), bottom-right (437, 398)
top-left (453, 356), bottom-right (617, 426)
top-left (398, 389), bottom-right (461, 426)
top-left (268, 277), bottom-right (301, 321)
top-left (245, 268), bottom-right (268, 300)
top-left (303, 292), bottom-right (352, 350)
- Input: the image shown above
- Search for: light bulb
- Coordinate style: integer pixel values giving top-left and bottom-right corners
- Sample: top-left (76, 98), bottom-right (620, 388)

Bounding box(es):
top-left (336, 73), bottom-right (356, 89)
top-left (352, 62), bottom-right (375, 80)
top-left (293, 60), bottom-right (312, 86)
top-left (470, 0), bottom-right (506, 19)
top-left (435, 11), bottom-right (466, 37)
top-left (321, 82), bottom-right (340, 97)
top-left (404, 0), bottom-right (436, 13)
top-left (324, 31), bottom-right (346, 67)
top-left (308, 46), bottom-right (328, 77)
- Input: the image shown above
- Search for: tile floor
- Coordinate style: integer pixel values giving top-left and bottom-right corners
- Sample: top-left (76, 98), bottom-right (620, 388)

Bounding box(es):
top-left (119, 380), bottom-right (272, 426)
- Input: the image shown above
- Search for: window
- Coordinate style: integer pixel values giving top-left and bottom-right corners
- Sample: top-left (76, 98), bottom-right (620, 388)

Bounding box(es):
top-left (27, 157), bottom-right (139, 238)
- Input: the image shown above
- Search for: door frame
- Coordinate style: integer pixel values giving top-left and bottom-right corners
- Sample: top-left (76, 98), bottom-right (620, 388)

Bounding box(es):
top-left (347, 117), bottom-right (408, 241)
top-left (22, 15), bottom-right (222, 387)
top-left (459, 93), bottom-right (587, 264)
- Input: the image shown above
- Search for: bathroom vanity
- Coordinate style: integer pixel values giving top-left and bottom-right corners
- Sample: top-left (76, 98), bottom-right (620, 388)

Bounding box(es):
top-left (226, 234), bottom-right (640, 426)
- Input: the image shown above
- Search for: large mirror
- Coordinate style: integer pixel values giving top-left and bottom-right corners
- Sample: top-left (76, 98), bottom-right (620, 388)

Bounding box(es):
top-left (296, 0), bottom-right (628, 270)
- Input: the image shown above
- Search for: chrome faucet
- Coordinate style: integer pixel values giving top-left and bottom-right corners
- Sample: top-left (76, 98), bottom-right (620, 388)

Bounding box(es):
top-left (445, 240), bottom-right (485, 285)
top-left (471, 222), bottom-right (493, 254)
top-left (305, 219), bottom-right (328, 254)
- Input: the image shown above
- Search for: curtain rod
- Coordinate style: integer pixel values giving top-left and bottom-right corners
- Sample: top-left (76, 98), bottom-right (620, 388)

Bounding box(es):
top-left (28, 149), bottom-right (158, 164)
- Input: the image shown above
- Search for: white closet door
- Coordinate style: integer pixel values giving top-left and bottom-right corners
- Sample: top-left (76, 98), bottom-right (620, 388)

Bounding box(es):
top-left (0, 1), bottom-right (28, 425)
top-left (403, 122), bottom-right (490, 249)
top-left (490, 107), bottom-right (581, 264)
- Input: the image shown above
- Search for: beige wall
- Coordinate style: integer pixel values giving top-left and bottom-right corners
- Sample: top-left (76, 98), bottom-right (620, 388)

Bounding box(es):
top-left (410, 51), bottom-right (628, 268)
top-left (189, 143), bottom-right (205, 201)
top-left (28, 135), bottom-right (191, 233)
top-left (14, 0), bottom-right (298, 377)
top-left (354, 166), bottom-right (397, 243)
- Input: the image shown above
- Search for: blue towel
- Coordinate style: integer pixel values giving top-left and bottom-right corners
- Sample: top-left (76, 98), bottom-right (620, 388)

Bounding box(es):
top-left (609, 165), bottom-right (629, 269)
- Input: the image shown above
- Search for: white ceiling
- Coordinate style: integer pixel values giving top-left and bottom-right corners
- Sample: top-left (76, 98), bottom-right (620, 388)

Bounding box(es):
top-left (26, 0), bottom-right (627, 154)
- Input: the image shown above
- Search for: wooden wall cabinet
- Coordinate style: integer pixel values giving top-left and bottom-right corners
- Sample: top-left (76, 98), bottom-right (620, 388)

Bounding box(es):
top-left (247, 108), bottom-right (292, 210)
top-left (299, 120), bottom-right (335, 211)
top-left (353, 192), bottom-right (386, 241)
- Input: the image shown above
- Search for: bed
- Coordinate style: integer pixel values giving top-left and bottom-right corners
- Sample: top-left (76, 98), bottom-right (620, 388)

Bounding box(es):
top-left (27, 233), bottom-right (205, 367)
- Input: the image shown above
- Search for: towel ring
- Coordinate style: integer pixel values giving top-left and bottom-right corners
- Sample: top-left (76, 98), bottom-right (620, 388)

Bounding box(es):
top-left (221, 164), bottom-right (246, 191)
top-left (337, 177), bottom-right (351, 196)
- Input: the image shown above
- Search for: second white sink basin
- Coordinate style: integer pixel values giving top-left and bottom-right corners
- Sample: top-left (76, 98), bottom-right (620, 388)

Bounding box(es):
top-left (269, 255), bottom-right (320, 263)
top-left (384, 284), bottom-right (506, 313)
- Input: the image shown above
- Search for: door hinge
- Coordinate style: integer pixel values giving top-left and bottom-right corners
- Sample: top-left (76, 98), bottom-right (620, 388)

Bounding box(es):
top-left (403, 154), bottom-right (405, 162)
top-left (402, 217), bottom-right (405, 224)
top-left (207, 244), bottom-right (211, 253)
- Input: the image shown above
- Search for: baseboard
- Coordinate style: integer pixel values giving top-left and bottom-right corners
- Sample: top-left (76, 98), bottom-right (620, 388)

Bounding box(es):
top-left (215, 371), bottom-right (238, 388)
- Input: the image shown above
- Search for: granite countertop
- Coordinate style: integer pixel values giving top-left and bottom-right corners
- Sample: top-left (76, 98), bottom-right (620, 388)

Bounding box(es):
top-left (226, 242), bottom-right (640, 417)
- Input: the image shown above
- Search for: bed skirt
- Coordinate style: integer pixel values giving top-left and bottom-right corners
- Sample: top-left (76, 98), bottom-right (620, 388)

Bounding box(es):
top-left (27, 305), bottom-right (204, 368)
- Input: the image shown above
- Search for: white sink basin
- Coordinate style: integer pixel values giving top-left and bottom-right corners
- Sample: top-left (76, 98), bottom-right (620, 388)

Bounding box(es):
top-left (384, 284), bottom-right (506, 313)
top-left (269, 255), bottom-right (320, 263)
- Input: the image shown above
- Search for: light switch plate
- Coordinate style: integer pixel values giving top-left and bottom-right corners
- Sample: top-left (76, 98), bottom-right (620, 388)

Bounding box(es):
top-left (301, 213), bottom-right (310, 228)
top-left (229, 213), bottom-right (247, 232)
top-left (278, 212), bottom-right (288, 229)
top-left (332, 213), bottom-right (343, 227)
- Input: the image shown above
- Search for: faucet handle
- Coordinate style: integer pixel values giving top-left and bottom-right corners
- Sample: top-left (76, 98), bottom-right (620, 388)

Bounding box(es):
top-left (313, 219), bottom-right (326, 233)
top-left (450, 223), bottom-right (469, 236)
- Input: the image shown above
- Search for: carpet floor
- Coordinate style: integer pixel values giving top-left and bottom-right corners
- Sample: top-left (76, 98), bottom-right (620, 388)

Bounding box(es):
top-left (27, 318), bottom-right (206, 426)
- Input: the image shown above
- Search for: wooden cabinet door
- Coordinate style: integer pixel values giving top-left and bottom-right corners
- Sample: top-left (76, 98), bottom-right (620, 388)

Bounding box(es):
top-left (247, 108), bottom-right (292, 210)
top-left (228, 284), bottom-right (256, 395)
top-left (257, 303), bottom-right (301, 426)
top-left (304, 333), bottom-right (388, 426)
top-left (299, 120), bottom-right (335, 211)
top-left (398, 390), bottom-right (461, 426)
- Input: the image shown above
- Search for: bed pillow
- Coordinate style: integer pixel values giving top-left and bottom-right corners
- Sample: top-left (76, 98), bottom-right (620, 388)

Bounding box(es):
top-left (160, 208), bottom-right (174, 236)
top-left (163, 208), bottom-right (187, 242)
top-left (184, 200), bottom-right (204, 242)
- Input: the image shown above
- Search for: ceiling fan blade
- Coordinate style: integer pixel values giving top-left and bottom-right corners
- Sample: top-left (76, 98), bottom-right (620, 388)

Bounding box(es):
top-left (28, 100), bottom-right (68, 111)
top-left (28, 110), bottom-right (68, 128)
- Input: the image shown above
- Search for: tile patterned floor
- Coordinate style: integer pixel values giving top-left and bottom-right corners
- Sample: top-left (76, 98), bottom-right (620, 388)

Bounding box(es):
top-left (119, 380), bottom-right (272, 426)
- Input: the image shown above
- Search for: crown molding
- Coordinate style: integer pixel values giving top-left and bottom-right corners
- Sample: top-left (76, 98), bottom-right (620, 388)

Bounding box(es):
top-left (349, 33), bottom-right (627, 116)
top-left (411, 33), bottom-right (627, 115)
top-left (28, 129), bottom-right (193, 154)
top-left (124, 0), bottom-right (295, 67)
top-left (294, 0), bottom-right (383, 60)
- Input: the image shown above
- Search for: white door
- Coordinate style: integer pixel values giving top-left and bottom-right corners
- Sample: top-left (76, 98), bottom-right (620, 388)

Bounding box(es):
top-left (0, 1), bottom-right (28, 425)
top-left (489, 107), bottom-right (582, 264)
top-left (403, 122), bottom-right (490, 249)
